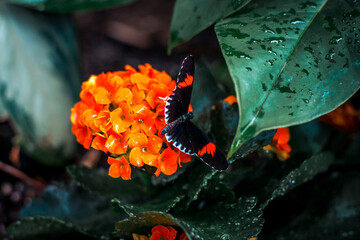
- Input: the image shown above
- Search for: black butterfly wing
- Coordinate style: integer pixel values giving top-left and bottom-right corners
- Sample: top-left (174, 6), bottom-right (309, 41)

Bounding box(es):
top-left (165, 121), bottom-right (228, 170)
top-left (164, 55), bottom-right (194, 124)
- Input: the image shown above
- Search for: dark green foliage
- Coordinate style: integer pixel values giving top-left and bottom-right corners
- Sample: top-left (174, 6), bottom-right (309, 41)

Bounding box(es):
top-left (5, 217), bottom-right (95, 240)
top-left (168, 0), bottom-right (251, 53)
top-left (3, 0), bottom-right (360, 239)
top-left (0, 3), bottom-right (81, 166)
top-left (263, 172), bottom-right (360, 240)
top-left (115, 179), bottom-right (263, 240)
top-left (5, 0), bottom-right (137, 12)
top-left (67, 165), bottom-right (145, 200)
top-left (261, 152), bottom-right (334, 208)
top-left (19, 184), bottom-right (120, 239)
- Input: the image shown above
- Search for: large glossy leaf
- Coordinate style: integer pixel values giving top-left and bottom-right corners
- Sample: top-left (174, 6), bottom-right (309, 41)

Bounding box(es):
top-left (115, 197), bottom-right (263, 240)
top-left (168, 0), bottom-right (251, 53)
top-left (5, 0), bottom-right (137, 13)
top-left (215, 0), bottom-right (360, 157)
top-left (5, 217), bottom-right (94, 240)
top-left (0, 4), bottom-right (81, 166)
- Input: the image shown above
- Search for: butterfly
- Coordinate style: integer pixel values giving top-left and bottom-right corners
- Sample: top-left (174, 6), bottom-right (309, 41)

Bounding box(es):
top-left (161, 55), bottom-right (229, 170)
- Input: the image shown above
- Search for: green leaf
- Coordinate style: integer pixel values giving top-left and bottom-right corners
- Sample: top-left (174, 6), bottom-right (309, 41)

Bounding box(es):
top-left (176, 162), bottom-right (216, 209)
top-left (168, 0), bottom-right (251, 53)
top-left (67, 165), bottom-right (145, 200)
top-left (6, 0), bottom-right (137, 13)
top-left (20, 184), bottom-right (120, 239)
top-left (215, 0), bottom-right (360, 157)
top-left (0, 4), bottom-right (81, 166)
top-left (231, 129), bottom-right (276, 160)
top-left (115, 197), bottom-right (263, 240)
top-left (184, 177), bottom-right (236, 210)
top-left (209, 100), bottom-right (275, 159)
top-left (261, 152), bottom-right (334, 208)
top-left (263, 172), bottom-right (360, 240)
top-left (192, 58), bottom-right (227, 118)
top-left (5, 217), bottom-right (94, 240)
top-left (111, 187), bottom-right (185, 217)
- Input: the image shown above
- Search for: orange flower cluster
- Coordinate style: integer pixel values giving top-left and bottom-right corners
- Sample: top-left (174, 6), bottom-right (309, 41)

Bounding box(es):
top-left (320, 102), bottom-right (360, 133)
top-left (121, 225), bottom-right (189, 240)
top-left (264, 127), bottom-right (291, 161)
top-left (70, 64), bottom-right (191, 180)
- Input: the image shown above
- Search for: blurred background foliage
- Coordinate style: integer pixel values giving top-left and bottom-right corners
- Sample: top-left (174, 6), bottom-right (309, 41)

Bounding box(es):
top-left (0, 0), bottom-right (359, 239)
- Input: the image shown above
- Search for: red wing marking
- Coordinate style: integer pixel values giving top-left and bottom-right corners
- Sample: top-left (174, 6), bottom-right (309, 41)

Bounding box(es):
top-left (198, 143), bottom-right (216, 157)
top-left (177, 74), bottom-right (193, 88)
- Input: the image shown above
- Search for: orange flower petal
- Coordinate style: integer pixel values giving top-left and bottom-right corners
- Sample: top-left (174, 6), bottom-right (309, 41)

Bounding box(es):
top-left (150, 225), bottom-right (177, 240)
top-left (125, 65), bottom-right (137, 73)
top-left (142, 153), bottom-right (158, 167)
top-left (157, 71), bottom-right (172, 86)
top-left (132, 234), bottom-right (149, 240)
top-left (155, 118), bottom-right (166, 133)
top-left (114, 88), bottom-right (133, 104)
top-left (276, 127), bottom-right (290, 145)
top-left (132, 86), bottom-right (146, 104)
top-left (276, 149), bottom-right (290, 162)
top-left (70, 102), bottom-right (88, 125)
top-left (152, 83), bottom-right (170, 98)
top-left (94, 87), bottom-right (111, 104)
top-left (155, 104), bottom-right (165, 117)
top-left (94, 109), bottom-right (112, 133)
top-left (119, 156), bottom-right (131, 180)
top-left (140, 121), bottom-right (157, 136)
top-left (178, 151), bottom-right (191, 163)
top-left (145, 90), bottom-right (157, 109)
top-left (91, 136), bottom-right (108, 153)
top-left (224, 95), bottom-right (238, 106)
top-left (180, 233), bottom-right (189, 240)
top-left (82, 109), bottom-right (100, 131)
top-left (105, 134), bottom-right (126, 155)
top-left (72, 125), bottom-right (93, 149)
top-left (111, 107), bottom-right (133, 134)
top-left (188, 104), bottom-right (193, 113)
top-left (159, 149), bottom-right (178, 175)
top-left (133, 102), bottom-right (151, 115)
top-left (279, 143), bottom-right (291, 153)
top-left (128, 133), bottom-right (148, 148)
top-left (129, 147), bottom-right (144, 167)
top-left (107, 156), bottom-right (131, 180)
top-left (110, 107), bottom-right (123, 120)
top-left (108, 162), bottom-right (121, 178)
top-left (148, 135), bottom-right (163, 153)
top-left (131, 73), bottom-right (150, 91)
top-left (264, 127), bottom-right (291, 161)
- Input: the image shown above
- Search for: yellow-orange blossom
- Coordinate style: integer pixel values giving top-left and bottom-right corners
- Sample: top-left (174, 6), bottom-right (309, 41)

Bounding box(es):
top-left (70, 64), bottom-right (191, 180)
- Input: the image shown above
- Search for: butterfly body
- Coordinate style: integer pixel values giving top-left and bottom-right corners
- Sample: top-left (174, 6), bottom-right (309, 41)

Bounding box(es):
top-left (161, 112), bottom-right (193, 136)
top-left (162, 55), bottom-right (228, 170)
